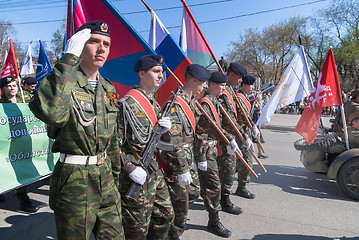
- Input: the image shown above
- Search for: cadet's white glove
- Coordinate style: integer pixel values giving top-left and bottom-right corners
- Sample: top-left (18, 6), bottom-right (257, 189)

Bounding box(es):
top-left (198, 161), bottom-right (207, 171)
top-left (158, 116), bottom-right (171, 133)
top-left (129, 167), bottom-right (147, 185)
top-left (253, 125), bottom-right (260, 138)
top-left (65, 29), bottom-right (91, 57)
top-left (245, 138), bottom-right (255, 151)
top-left (226, 139), bottom-right (239, 156)
top-left (178, 171), bottom-right (193, 185)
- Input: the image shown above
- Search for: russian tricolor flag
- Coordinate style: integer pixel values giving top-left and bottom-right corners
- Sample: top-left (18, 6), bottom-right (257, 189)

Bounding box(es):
top-left (67, 0), bottom-right (156, 97)
top-left (147, 9), bottom-right (192, 105)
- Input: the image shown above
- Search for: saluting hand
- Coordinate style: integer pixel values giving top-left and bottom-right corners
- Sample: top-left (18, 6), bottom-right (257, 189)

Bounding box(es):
top-left (65, 28), bottom-right (91, 57)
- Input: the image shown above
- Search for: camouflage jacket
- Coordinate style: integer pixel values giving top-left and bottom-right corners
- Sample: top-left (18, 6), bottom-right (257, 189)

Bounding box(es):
top-left (28, 53), bottom-right (121, 168)
top-left (0, 94), bottom-right (23, 103)
top-left (236, 89), bottom-right (255, 127)
top-left (118, 87), bottom-right (162, 174)
top-left (218, 85), bottom-right (249, 144)
top-left (194, 92), bottom-right (234, 162)
top-left (160, 88), bottom-right (201, 175)
top-left (16, 88), bottom-right (33, 103)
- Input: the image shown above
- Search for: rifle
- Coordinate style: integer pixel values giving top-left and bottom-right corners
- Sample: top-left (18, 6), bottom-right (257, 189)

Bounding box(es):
top-left (126, 87), bottom-right (181, 201)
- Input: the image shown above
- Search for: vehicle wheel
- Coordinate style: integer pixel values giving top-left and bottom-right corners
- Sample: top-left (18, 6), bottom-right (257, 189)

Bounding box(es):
top-left (337, 157), bottom-right (359, 200)
top-left (294, 133), bottom-right (338, 151)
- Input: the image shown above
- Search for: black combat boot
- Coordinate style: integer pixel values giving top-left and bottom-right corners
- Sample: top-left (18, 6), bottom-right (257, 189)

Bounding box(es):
top-left (207, 211), bottom-right (231, 238)
top-left (235, 183), bottom-right (255, 199)
top-left (220, 194), bottom-right (243, 215)
top-left (15, 190), bottom-right (39, 213)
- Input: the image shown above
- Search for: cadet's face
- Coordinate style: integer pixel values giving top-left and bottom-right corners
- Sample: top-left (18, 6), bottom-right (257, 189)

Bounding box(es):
top-left (241, 84), bottom-right (254, 94)
top-left (228, 72), bottom-right (242, 86)
top-left (210, 82), bottom-right (226, 96)
top-left (80, 33), bottom-right (111, 69)
top-left (24, 83), bottom-right (37, 91)
top-left (3, 82), bottom-right (18, 98)
top-left (140, 65), bottom-right (163, 89)
top-left (193, 79), bottom-right (206, 95)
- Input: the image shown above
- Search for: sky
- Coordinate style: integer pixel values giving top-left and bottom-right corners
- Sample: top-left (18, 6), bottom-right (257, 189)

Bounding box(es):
top-left (1, 0), bottom-right (330, 58)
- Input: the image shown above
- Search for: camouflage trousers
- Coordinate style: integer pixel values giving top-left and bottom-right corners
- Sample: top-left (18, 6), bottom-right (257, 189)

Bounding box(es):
top-left (217, 143), bottom-right (236, 196)
top-left (49, 159), bottom-right (124, 240)
top-left (119, 166), bottom-right (174, 240)
top-left (166, 163), bottom-right (200, 238)
top-left (198, 143), bottom-right (221, 213)
top-left (237, 145), bottom-right (253, 184)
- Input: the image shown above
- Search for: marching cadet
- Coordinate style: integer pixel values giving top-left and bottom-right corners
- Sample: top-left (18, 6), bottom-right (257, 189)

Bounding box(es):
top-left (160, 64), bottom-right (211, 240)
top-left (235, 74), bottom-right (261, 199)
top-left (217, 62), bottom-right (253, 213)
top-left (29, 21), bottom-right (125, 239)
top-left (195, 71), bottom-right (240, 238)
top-left (117, 54), bottom-right (174, 240)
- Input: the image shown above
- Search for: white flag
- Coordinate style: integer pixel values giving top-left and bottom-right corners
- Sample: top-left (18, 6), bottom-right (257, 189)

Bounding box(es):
top-left (20, 43), bottom-right (34, 77)
top-left (256, 45), bottom-right (313, 126)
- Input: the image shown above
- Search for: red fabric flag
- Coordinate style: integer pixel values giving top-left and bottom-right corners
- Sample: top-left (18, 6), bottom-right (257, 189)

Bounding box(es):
top-left (0, 38), bottom-right (19, 79)
top-left (295, 48), bottom-right (343, 144)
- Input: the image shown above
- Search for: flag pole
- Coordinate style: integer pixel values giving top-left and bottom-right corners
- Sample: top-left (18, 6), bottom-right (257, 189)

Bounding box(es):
top-left (8, 39), bottom-right (25, 103)
top-left (180, 0), bottom-right (265, 153)
top-left (340, 107), bottom-right (350, 150)
top-left (166, 66), bottom-right (258, 178)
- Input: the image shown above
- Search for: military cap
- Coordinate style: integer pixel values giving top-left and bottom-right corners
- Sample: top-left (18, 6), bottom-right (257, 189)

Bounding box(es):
top-left (229, 62), bottom-right (247, 76)
top-left (349, 111), bottom-right (359, 123)
top-left (242, 74), bottom-right (256, 85)
top-left (77, 20), bottom-right (110, 37)
top-left (209, 72), bottom-right (228, 83)
top-left (134, 54), bottom-right (164, 72)
top-left (23, 76), bottom-right (37, 84)
top-left (0, 76), bottom-right (16, 88)
top-left (186, 64), bottom-right (211, 82)
top-left (349, 89), bottom-right (359, 98)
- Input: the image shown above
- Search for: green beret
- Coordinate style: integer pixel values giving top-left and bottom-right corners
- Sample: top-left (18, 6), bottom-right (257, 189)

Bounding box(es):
top-left (77, 20), bottom-right (110, 37)
top-left (134, 55), bottom-right (164, 72)
top-left (209, 72), bottom-right (228, 83)
top-left (186, 64), bottom-right (211, 82)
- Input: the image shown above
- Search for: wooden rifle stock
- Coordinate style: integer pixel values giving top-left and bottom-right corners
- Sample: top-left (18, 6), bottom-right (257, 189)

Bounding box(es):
top-left (165, 67), bottom-right (258, 178)
top-left (219, 104), bottom-right (267, 173)
top-left (228, 86), bottom-right (266, 153)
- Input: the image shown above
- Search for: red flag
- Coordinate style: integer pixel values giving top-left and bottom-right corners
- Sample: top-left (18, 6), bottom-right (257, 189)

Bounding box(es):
top-left (0, 38), bottom-right (19, 79)
top-left (295, 48), bottom-right (343, 143)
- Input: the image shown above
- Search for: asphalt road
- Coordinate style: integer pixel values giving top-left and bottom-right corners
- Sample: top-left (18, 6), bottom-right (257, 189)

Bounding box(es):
top-left (0, 114), bottom-right (358, 240)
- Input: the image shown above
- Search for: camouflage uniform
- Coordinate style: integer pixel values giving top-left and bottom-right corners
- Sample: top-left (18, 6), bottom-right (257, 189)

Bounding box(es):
top-left (16, 88), bottom-right (33, 103)
top-left (235, 89), bottom-right (254, 184)
top-left (217, 86), bottom-right (248, 196)
top-left (117, 87), bottom-right (174, 240)
top-left (29, 53), bottom-right (124, 240)
top-left (195, 92), bottom-right (234, 214)
top-left (160, 88), bottom-right (201, 238)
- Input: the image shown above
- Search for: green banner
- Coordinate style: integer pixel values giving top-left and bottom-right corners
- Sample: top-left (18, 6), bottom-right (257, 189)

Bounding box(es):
top-left (0, 103), bottom-right (59, 194)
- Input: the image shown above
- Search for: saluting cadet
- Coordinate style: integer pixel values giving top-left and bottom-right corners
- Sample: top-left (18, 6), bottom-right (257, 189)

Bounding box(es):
top-left (217, 62), bottom-right (253, 214)
top-left (235, 74), bottom-right (261, 199)
top-left (160, 64), bottom-right (210, 240)
top-left (195, 71), bottom-right (240, 238)
top-left (29, 21), bottom-right (125, 239)
top-left (117, 54), bottom-right (174, 240)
